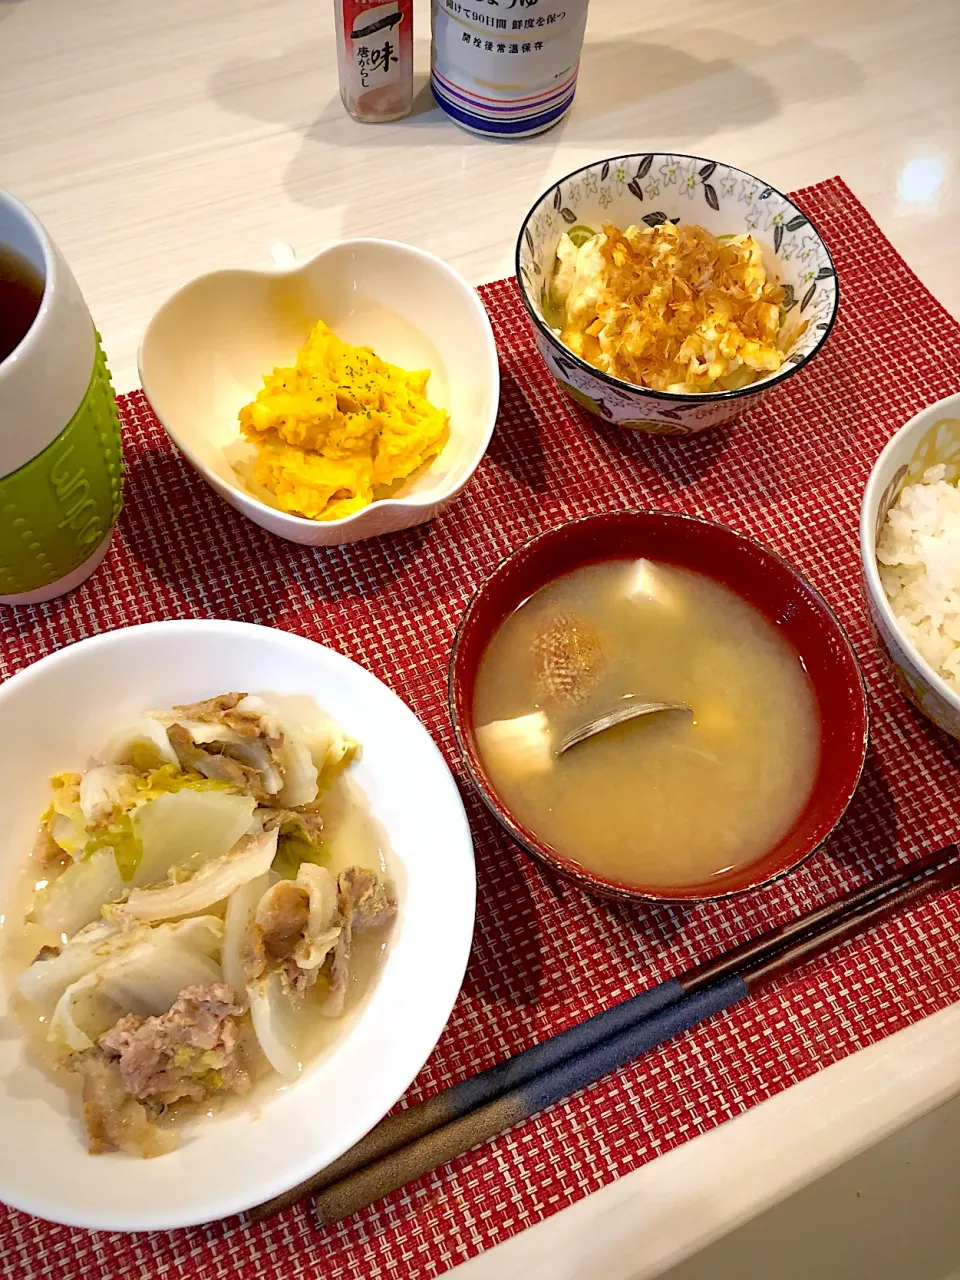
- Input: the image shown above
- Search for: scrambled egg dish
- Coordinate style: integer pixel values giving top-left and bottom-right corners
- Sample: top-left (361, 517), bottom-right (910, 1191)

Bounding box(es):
top-left (239, 319), bottom-right (448, 521)
top-left (551, 222), bottom-right (790, 394)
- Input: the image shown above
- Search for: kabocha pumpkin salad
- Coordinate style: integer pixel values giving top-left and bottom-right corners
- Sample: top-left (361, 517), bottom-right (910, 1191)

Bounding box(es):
top-left (238, 318), bottom-right (449, 521)
top-left (14, 692), bottom-right (395, 1157)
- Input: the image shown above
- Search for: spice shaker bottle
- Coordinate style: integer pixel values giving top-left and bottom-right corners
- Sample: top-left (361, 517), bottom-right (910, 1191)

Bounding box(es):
top-left (335, 0), bottom-right (414, 123)
top-left (431, 0), bottom-right (589, 137)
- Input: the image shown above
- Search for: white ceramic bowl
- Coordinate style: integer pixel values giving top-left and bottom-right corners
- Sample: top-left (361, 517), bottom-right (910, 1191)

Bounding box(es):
top-left (0, 621), bottom-right (475, 1230)
top-left (139, 240), bottom-right (500, 546)
top-left (860, 392), bottom-right (960, 738)
top-left (516, 153), bottom-right (839, 436)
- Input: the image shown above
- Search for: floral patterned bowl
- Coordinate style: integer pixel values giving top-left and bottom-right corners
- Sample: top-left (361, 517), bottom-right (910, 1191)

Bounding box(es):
top-left (515, 153), bottom-right (839, 435)
top-left (860, 392), bottom-right (960, 739)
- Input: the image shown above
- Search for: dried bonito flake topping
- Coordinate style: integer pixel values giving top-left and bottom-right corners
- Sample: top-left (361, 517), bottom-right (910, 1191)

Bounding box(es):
top-left (551, 222), bottom-right (796, 394)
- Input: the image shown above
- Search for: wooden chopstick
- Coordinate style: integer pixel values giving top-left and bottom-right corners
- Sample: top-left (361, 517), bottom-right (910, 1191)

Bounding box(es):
top-left (248, 842), bottom-right (960, 1225)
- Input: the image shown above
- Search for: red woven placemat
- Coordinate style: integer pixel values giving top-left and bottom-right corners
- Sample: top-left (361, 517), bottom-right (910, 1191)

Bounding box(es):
top-left (3, 176), bottom-right (960, 1278)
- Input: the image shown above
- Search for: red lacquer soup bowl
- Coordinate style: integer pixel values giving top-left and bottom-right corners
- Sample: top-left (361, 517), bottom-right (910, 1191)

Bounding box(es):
top-left (449, 510), bottom-right (869, 902)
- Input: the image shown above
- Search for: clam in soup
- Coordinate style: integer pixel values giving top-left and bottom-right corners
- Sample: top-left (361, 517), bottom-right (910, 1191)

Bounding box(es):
top-left (473, 559), bottom-right (821, 891)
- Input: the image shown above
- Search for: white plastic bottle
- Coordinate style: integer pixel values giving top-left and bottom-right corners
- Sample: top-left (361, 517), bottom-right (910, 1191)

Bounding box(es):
top-left (430, 0), bottom-right (589, 137)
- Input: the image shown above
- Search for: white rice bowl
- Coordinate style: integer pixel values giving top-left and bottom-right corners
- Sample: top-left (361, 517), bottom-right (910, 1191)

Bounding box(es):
top-left (877, 464), bottom-right (960, 687)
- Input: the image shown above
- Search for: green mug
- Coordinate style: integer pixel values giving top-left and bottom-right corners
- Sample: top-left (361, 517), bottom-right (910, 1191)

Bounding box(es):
top-left (0, 190), bottom-right (123, 605)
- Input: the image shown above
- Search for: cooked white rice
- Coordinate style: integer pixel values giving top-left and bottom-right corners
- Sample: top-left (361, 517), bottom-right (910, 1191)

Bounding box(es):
top-left (877, 464), bottom-right (960, 687)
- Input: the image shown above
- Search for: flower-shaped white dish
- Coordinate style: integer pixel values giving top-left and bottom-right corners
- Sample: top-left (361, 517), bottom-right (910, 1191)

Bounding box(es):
top-left (860, 392), bottom-right (960, 739)
top-left (516, 153), bottom-right (839, 436)
top-left (139, 240), bottom-right (500, 546)
top-left (0, 621), bottom-right (475, 1229)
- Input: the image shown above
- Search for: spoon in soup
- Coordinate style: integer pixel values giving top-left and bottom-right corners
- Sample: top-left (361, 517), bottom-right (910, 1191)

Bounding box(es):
top-left (557, 696), bottom-right (693, 756)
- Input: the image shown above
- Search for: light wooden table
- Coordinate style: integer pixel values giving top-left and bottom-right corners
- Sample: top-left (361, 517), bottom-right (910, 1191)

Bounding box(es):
top-left (2, 0), bottom-right (960, 1273)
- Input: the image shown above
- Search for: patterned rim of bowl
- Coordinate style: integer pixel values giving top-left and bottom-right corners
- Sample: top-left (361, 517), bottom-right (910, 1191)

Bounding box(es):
top-left (449, 510), bottom-right (869, 903)
top-left (514, 152), bottom-right (841, 405)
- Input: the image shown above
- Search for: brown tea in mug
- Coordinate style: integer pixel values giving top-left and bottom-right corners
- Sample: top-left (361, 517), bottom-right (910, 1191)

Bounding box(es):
top-left (0, 247), bottom-right (44, 364)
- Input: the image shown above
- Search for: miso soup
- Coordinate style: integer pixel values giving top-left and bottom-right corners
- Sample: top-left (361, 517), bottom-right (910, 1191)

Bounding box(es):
top-left (473, 559), bottom-right (821, 890)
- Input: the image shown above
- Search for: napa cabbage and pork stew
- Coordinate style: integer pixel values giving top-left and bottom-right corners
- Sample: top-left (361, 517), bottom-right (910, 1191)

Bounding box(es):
top-left (10, 692), bottom-right (395, 1157)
